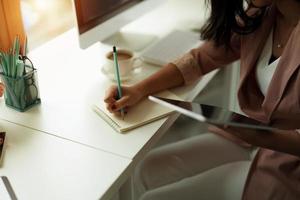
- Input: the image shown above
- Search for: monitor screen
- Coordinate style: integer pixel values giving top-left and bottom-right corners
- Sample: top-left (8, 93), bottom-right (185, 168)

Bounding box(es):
top-left (74, 0), bottom-right (141, 34)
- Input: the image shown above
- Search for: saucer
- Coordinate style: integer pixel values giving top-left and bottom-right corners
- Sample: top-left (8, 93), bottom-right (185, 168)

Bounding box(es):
top-left (101, 67), bottom-right (134, 82)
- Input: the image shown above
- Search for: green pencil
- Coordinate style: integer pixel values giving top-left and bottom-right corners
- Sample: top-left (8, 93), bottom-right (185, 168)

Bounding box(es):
top-left (112, 46), bottom-right (125, 120)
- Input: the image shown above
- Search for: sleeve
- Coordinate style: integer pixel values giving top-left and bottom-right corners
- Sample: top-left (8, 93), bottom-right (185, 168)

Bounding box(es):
top-left (171, 34), bottom-right (241, 85)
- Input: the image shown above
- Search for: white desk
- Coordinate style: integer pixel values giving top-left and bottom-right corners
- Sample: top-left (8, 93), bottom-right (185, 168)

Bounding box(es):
top-left (0, 29), bottom-right (216, 160)
top-left (0, 119), bottom-right (131, 200)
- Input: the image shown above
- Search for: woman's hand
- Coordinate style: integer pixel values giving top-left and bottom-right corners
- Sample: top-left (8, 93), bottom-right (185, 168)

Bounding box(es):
top-left (103, 63), bottom-right (184, 115)
top-left (0, 83), bottom-right (4, 97)
top-left (222, 126), bottom-right (300, 156)
top-left (104, 85), bottom-right (145, 115)
top-left (221, 126), bottom-right (271, 146)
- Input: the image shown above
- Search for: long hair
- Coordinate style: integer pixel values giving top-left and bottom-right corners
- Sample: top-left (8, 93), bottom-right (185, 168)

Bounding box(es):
top-left (200, 0), bottom-right (266, 47)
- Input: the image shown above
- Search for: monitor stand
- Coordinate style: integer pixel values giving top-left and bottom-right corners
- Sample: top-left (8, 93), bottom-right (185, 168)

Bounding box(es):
top-left (101, 31), bottom-right (157, 52)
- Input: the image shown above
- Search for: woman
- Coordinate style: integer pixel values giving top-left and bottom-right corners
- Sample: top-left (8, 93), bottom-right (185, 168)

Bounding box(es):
top-left (105, 0), bottom-right (300, 199)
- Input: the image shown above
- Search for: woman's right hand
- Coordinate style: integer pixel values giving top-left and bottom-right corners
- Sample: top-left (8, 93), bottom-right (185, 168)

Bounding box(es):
top-left (104, 85), bottom-right (145, 115)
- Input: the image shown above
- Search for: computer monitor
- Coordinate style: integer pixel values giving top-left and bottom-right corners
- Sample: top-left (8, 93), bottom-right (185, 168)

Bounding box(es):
top-left (73, 0), bottom-right (164, 49)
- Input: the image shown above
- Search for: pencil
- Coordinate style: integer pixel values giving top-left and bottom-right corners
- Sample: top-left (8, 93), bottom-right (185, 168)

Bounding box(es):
top-left (112, 46), bottom-right (125, 120)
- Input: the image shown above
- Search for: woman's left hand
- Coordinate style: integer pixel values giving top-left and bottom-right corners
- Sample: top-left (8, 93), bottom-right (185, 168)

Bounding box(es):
top-left (221, 126), bottom-right (272, 147)
top-left (222, 126), bottom-right (300, 156)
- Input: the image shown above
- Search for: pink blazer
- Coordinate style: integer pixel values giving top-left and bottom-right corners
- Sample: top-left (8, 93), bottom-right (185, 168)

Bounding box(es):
top-left (173, 5), bottom-right (300, 199)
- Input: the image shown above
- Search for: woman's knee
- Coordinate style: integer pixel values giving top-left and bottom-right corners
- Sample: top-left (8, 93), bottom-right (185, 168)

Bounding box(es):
top-left (135, 146), bottom-right (191, 192)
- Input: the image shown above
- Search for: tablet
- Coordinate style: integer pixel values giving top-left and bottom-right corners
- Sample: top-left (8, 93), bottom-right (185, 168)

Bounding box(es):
top-left (149, 96), bottom-right (275, 131)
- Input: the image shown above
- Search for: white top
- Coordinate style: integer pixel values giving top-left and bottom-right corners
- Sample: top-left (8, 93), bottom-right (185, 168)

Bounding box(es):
top-left (256, 28), bottom-right (280, 96)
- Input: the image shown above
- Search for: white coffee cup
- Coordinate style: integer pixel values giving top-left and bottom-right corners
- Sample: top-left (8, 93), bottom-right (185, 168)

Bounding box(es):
top-left (102, 49), bottom-right (141, 79)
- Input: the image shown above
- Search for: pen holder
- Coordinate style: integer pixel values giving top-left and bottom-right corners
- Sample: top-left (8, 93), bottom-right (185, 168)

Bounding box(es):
top-left (0, 66), bottom-right (41, 112)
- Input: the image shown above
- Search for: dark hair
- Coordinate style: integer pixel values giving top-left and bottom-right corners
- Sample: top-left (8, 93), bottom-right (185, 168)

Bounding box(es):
top-left (200, 0), bottom-right (267, 47)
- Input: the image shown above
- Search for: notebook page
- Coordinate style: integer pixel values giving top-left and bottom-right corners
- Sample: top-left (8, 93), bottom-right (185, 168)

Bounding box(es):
top-left (93, 90), bottom-right (180, 132)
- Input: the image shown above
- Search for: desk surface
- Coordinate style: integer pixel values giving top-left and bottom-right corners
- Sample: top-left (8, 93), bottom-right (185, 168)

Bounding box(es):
top-left (0, 27), bottom-right (216, 160)
top-left (0, 119), bottom-right (131, 200)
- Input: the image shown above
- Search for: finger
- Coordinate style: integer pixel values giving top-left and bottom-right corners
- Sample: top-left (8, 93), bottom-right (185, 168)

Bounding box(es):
top-left (104, 88), bottom-right (118, 102)
top-left (104, 86), bottom-right (118, 103)
top-left (108, 106), bottom-right (121, 116)
top-left (106, 103), bottom-right (124, 115)
top-left (114, 96), bottom-right (130, 111)
top-left (104, 96), bottom-right (116, 104)
top-left (106, 103), bottom-right (115, 113)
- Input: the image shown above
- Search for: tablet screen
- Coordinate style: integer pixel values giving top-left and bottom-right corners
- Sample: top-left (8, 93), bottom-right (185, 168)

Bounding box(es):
top-left (149, 96), bottom-right (274, 131)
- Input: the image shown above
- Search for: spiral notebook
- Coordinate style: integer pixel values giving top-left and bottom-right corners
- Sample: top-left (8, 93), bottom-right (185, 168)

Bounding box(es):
top-left (93, 90), bottom-right (180, 133)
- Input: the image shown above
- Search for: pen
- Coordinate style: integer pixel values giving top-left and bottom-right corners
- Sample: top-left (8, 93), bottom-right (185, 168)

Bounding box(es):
top-left (22, 36), bottom-right (27, 75)
top-left (23, 36), bottom-right (27, 57)
top-left (112, 46), bottom-right (125, 120)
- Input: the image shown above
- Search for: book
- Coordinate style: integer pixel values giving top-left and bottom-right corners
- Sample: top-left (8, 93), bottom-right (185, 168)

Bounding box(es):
top-left (93, 90), bottom-right (180, 133)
